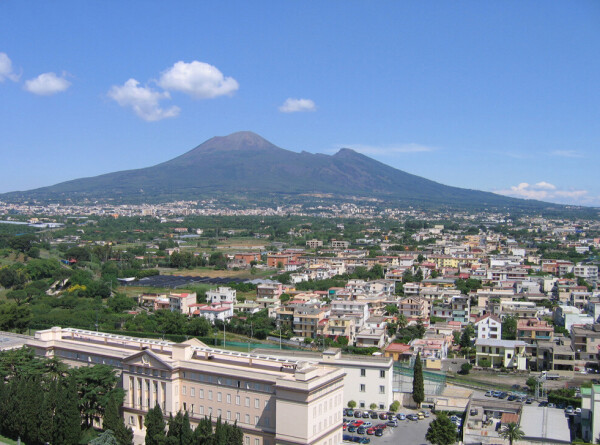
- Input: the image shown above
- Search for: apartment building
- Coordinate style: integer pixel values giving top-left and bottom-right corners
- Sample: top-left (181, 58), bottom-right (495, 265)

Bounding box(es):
top-left (397, 296), bottom-right (429, 319)
top-left (575, 264), bottom-right (598, 283)
top-left (475, 339), bottom-right (527, 370)
top-left (293, 305), bottom-right (328, 339)
top-left (330, 240), bottom-right (350, 249)
top-left (474, 314), bottom-right (502, 340)
top-left (169, 292), bottom-right (197, 314)
top-left (536, 338), bottom-right (575, 377)
top-left (306, 239), bottom-right (323, 248)
top-left (28, 327), bottom-right (345, 445)
top-left (207, 287), bottom-right (237, 305)
top-left (571, 324), bottom-right (600, 365)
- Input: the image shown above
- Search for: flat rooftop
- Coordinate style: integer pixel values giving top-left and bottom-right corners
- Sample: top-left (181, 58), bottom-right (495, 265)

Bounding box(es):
top-left (520, 405), bottom-right (571, 444)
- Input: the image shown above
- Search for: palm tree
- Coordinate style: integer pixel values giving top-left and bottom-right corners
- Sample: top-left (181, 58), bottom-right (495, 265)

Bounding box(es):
top-left (499, 422), bottom-right (524, 445)
top-left (397, 314), bottom-right (408, 330)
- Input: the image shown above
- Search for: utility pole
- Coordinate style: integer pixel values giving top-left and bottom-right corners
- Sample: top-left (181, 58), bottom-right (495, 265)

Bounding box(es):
top-left (223, 322), bottom-right (226, 347)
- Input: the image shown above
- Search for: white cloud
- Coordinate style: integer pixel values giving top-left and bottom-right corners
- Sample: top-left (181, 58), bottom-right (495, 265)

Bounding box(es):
top-left (158, 60), bottom-right (238, 99)
top-left (0, 52), bottom-right (19, 82)
top-left (551, 150), bottom-right (583, 158)
top-left (494, 181), bottom-right (592, 205)
top-left (24, 72), bottom-right (71, 95)
top-left (338, 143), bottom-right (435, 155)
top-left (279, 98), bottom-right (316, 113)
top-left (108, 79), bottom-right (180, 122)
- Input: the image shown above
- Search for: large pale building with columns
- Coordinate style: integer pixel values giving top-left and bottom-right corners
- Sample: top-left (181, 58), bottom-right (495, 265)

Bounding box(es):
top-left (26, 327), bottom-right (345, 445)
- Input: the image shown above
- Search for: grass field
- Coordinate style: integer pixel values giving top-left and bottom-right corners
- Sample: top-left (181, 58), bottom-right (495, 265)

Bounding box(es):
top-left (159, 266), bottom-right (273, 280)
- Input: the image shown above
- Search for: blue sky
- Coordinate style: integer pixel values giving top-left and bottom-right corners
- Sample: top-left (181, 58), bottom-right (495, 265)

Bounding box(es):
top-left (1, 1), bottom-right (599, 206)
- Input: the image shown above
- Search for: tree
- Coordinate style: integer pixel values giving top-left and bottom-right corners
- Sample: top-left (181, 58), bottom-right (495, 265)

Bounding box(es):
top-left (385, 304), bottom-right (399, 315)
top-left (412, 352), bottom-right (424, 408)
top-left (425, 412), bottom-right (457, 445)
top-left (103, 394), bottom-right (134, 445)
top-left (90, 430), bottom-right (119, 445)
top-left (397, 314), bottom-right (408, 329)
top-left (460, 325), bottom-right (474, 349)
top-left (348, 400), bottom-right (357, 409)
top-left (369, 403), bottom-right (377, 410)
top-left (53, 375), bottom-right (83, 445)
top-left (499, 422), bottom-right (524, 445)
top-left (145, 404), bottom-right (167, 445)
top-left (460, 363), bottom-right (473, 375)
top-left (526, 377), bottom-right (537, 392)
top-left (502, 315), bottom-right (517, 340)
top-left (73, 364), bottom-right (123, 428)
top-left (389, 400), bottom-right (400, 412)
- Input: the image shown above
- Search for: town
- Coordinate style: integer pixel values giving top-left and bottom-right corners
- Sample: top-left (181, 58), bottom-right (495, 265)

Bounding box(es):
top-left (1, 207), bottom-right (599, 445)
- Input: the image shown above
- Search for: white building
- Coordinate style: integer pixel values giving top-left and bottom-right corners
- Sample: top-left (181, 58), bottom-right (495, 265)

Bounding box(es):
top-left (206, 287), bottom-right (237, 305)
top-left (474, 314), bottom-right (502, 340)
top-left (189, 303), bottom-right (234, 322)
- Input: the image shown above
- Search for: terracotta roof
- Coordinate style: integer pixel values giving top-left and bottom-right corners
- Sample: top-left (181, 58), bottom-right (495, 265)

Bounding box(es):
top-left (474, 313), bottom-right (502, 324)
top-left (501, 412), bottom-right (519, 424)
top-left (385, 343), bottom-right (411, 353)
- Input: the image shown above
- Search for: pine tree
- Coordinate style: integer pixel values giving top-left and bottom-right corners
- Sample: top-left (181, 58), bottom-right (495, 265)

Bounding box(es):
top-left (39, 379), bottom-right (59, 445)
top-left (412, 352), bottom-right (424, 408)
top-left (192, 416), bottom-right (213, 445)
top-left (145, 404), bottom-right (167, 445)
top-left (181, 412), bottom-right (194, 445)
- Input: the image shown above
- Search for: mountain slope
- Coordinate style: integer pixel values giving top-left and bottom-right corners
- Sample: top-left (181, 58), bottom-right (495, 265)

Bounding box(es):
top-left (0, 131), bottom-right (547, 208)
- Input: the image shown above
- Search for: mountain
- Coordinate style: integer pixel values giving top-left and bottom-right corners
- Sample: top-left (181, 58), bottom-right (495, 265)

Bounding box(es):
top-left (0, 131), bottom-right (556, 209)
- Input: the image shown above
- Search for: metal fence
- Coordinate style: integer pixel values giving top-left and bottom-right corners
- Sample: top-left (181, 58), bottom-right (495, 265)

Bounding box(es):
top-left (393, 363), bottom-right (446, 396)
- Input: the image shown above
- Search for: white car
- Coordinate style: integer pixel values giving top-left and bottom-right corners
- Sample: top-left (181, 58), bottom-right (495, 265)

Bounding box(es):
top-left (575, 408), bottom-right (582, 415)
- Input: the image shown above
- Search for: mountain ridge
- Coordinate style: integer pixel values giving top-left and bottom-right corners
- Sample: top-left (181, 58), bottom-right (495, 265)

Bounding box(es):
top-left (0, 131), bottom-right (561, 210)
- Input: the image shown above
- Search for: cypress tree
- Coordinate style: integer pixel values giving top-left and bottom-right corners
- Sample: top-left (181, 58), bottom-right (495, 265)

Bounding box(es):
top-left (145, 404), bottom-right (167, 445)
top-left (54, 375), bottom-right (83, 445)
top-left (40, 379), bottom-right (59, 445)
top-left (192, 416), bottom-right (213, 445)
top-left (104, 395), bottom-right (133, 445)
top-left (181, 411), bottom-right (194, 445)
top-left (412, 352), bottom-right (424, 408)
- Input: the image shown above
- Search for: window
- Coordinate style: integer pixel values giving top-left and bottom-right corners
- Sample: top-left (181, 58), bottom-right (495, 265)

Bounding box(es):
top-left (200, 406), bottom-right (204, 415)
top-left (227, 394), bottom-right (231, 404)
top-left (227, 411), bottom-right (231, 421)
top-left (255, 440), bottom-right (259, 445)
top-left (245, 414), bottom-right (250, 424)
top-left (360, 384), bottom-right (365, 392)
top-left (208, 391), bottom-right (213, 401)
top-left (236, 395), bottom-right (240, 405)
top-left (190, 387), bottom-right (195, 397)
top-left (182, 386), bottom-right (187, 396)
top-left (245, 437), bottom-right (249, 445)
top-left (200, 389), bottom-right (204, 399)
top-left (245, 397), bottom-right (250, 407)
top-left (217, 392), bottom-right (222, 402)
top-left (379, 386), bottom-right (385, 394)
top-left (183, 402), bottom-right (187, 411)
top-left (360, 369), bottom-right (366, 377)
top-left (255, 416), bottom-right (259, 426)
top-left (236, 412), bottom-right (240, 421)
top-left (380, 370), bottom-right (385, 378)
top-left (218, 409), bottom-right (222, 417)
top-left (255, 398), bottom-right (259, 408)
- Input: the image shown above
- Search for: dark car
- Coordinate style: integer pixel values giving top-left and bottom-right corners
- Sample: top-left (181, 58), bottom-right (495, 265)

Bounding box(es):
top-left (352, 437), bottom-right (361, 443)
top-left (539, 401), bottom-right (548, 407)
top-left (357, 427), bottom-right (366, 435)
top-left (375, 423), bottom-right (386, 429)
top-left (507, 395), bottom-right (517, 401)
top-left (498, 392), bottom-right (508, 399)
top-left (386, 420), bottom-right (398, 427)
top-left (370, 411), bottom-right (378, 419)
top-left (355, 411), bottom-right (363, 418)
top-left (379, 413), bottom-right (387, 420)
top-left (407, 414), bottom-right (418, 421)
top-left (360, 438), bottom-right (371, 444)
top-left (343, 435), bottom-right (352, 442)
top-left (374, 429), bottom-right (383, 437)
top-left (346, 409), bottom-right (354, 417)
top-left (348, 426), bottom-right (357, 433)
top-left (362, 412), bottom-right (370, 419)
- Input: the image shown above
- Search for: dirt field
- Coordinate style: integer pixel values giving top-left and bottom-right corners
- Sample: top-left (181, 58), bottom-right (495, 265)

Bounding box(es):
top-left (159, 267), bottom-right (273, 280)
top-left (460, 369), bottom-right (598, 390)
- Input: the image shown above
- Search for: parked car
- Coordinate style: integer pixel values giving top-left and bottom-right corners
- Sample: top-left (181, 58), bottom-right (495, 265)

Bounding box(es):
top-left (362, 422), bottom-right (372, 428)
top-left (354, 411), bottom-right (363, 418)
top-left (374, 429), bottom-right (383, 437)
top-left (407, 414), bottom-right (418, 421)
top-left (343, 434), bottom-right (352, 442)
top-left (565, 406), bottom-right (574, 415)
top-left (362, 412), bottom-right (370, 419)
top-left (366, 428), bottom-right (375, 435)
top-left (369, 411), bottom-right (378, 419)
top-left (507, 395), bottom-right (517, 401)
top-left (575, 408), bottom-right (582, 415)
top-left (547, 403), bottom-right (556, 408)
top-left (498, 392), bottom-right (508, 399)
top-left (485, 390), bottom-right (493, 397)
top-left (347, 426), bottom-right (356, 433)
top-left (396, 413), bottom-right (406, 420)
top-left (375, 423), bottom-right (386, 429)
top-left (352, 437), bottom-right (361, 443)
top-left (539, 401), bottom-right (548, 407)
top-left (357, 427), bottom-right (366, 435)
top-left (379, 413), bottom-right (387, 420)
top-left (526, 398), bottom-right (533, 404)
top-left (352, 420), bottom-right (364, 427)
top-left (386, 420), bottom-right (398, 427)
top-left (359, 438), bottom-right (371, 444)
top-left (346, 409), bottom-right (354, 417)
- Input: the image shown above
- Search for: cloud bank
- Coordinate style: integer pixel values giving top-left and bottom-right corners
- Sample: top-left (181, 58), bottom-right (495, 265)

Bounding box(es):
top-left (108, 79), bottom-right (180, 122)
top-left (24, 72), bottom-right (71, 95)
top-left (279, 98), bottom-right (316, 113)
top-left (494, 181), bottom-right (593, 205)
top-left (339, 143), bottom-right (435, 155)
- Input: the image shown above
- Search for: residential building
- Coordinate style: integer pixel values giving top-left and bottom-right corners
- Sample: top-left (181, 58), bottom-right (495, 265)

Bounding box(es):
top-left (581, 385), bottom-right (600, 443)
top-left (354, 327), bottom-right (387, 349)
top-left (517, 318), bottom-right (553, 345)
top-left (189, 303), bottom-right (234, 322)
top-left (257, 283), bottom-right (284, 300)
top-left (475, 339), bottom-right (527, 370)
top-left (474, 314), bottom-right (502, 340)
top-left (293, 305), bottom-right (328, 339)
top-left (305, 239), bottom-right (323, 248)
top-left (575, 264), bottom-right (598, 283)
top-left (169, 292), bottom-right (197, 314)
top-left (207, 287), bottom-right (237, 305)
top-left (330, 240), bottom-right (350, 249)
top-left (536, 338), bottom-right (575, 377)
top-left (27, 327), bottom-right (345, 445)
top-left (397, 296), bottom-right (429, 319)
top-left (571, 324), bottom-right (600, 365)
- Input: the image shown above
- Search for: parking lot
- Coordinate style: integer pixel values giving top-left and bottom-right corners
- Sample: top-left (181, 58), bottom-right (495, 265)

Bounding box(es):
top-left (343, 411), bottom-right (434, 445)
